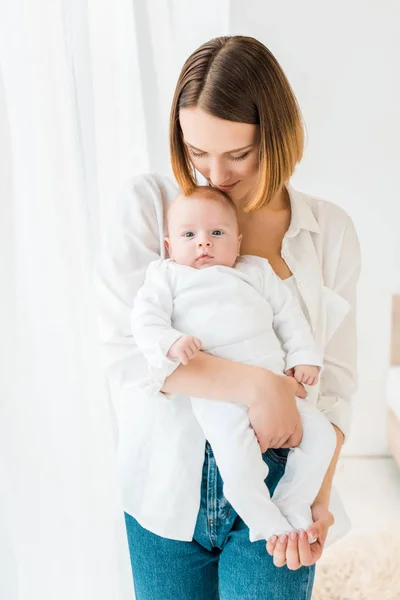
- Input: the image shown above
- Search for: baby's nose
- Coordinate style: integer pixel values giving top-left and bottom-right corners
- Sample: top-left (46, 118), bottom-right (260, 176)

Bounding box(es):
top-left (197, 239), bottom-right (212, 247)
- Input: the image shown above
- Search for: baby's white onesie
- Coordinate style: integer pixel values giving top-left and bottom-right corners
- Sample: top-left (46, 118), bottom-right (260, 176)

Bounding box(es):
top-left (131, 255), bottom-right (337, 541)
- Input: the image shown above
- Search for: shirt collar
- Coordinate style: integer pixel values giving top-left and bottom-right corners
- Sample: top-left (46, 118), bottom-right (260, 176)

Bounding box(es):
top-left (284, 182), bottom-right (320, 238)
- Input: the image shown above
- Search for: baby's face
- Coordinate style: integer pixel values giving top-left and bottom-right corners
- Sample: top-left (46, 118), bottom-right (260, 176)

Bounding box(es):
top-left (165, 194), bottom-right (242, 269)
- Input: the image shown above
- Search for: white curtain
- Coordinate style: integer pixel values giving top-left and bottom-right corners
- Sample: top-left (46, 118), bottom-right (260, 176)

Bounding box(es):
top-left (0, 0), bottom-right (178, 598)
top-left (0, 0), bottom-right (230, 596)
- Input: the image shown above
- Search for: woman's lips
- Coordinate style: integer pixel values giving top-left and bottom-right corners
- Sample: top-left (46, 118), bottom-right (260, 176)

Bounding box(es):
top-left (215, 181), bottom-right (239, 192)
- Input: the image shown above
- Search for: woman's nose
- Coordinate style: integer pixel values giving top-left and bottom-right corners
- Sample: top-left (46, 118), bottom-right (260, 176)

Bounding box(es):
top-left (209, 159), bottom-right (230, 187)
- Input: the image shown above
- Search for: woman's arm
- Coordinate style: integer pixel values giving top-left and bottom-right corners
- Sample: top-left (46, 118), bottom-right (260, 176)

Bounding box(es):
top-left (311, 215), bottom-right (360, 512)
top-left (312, 424), bottom-right (344, 506)
top-left (163, 351), bottom-right (305, 451)
top-left (94, 176), bottom-right (166, 399)
top-left (318, 215), bottom-right (361, 440)
top-left (162, 350), bottom-right (267, 403)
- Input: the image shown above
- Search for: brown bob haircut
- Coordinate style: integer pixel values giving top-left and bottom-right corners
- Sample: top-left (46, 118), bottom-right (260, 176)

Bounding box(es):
top-left (170, 35), bottom-right (305, 212)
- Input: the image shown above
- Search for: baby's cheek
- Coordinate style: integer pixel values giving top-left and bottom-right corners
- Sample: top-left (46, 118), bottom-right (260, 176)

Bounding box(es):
top-left (174, 243), bottom-right (197, 267)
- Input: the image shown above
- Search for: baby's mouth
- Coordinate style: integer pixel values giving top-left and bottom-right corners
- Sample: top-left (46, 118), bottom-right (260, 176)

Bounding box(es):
top-left (196, 253), bottom-right (213, 262)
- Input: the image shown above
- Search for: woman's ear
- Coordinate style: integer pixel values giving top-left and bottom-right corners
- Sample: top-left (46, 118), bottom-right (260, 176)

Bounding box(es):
top-left (164, 237), bottom-right (171, 258)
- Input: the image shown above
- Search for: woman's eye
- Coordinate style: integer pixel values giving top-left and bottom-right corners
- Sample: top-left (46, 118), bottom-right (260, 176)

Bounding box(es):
top-left (231, 152), bottom-right (250, 162)
top-left (212, 230), bottom-right (223, 236)
top-left (183, 232), bottom-right (194, 238)
top-left (189, 149), bottom-right (205, 158)
top-left (188, 148), bottom-right (250, 161)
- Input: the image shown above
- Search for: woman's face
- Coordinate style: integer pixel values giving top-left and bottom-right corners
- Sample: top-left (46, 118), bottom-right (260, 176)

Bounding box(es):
top-left (179, 107), bottom-right (260, 206)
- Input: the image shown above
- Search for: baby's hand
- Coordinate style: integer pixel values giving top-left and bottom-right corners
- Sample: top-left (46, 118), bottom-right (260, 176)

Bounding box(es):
top-left (292, 365), bottom-right (319, 386)
top-left (167, 335), bottom-right (202, 366)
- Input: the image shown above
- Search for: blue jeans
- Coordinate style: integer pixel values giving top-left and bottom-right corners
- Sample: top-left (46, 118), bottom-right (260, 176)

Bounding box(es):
top-left (124, 442), bottom-right (315, 599)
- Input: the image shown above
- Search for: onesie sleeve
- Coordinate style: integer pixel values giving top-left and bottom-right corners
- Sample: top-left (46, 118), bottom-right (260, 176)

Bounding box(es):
top-left (131, 260), bottom-right (185, 393)
top-left (260, 260), bottom-right (323, 372)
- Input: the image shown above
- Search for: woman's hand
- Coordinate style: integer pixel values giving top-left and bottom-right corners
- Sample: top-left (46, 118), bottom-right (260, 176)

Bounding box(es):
top-left (266, 503), bottom-right (334, 569)
top-left (247, 371), bottom-right (305, 452)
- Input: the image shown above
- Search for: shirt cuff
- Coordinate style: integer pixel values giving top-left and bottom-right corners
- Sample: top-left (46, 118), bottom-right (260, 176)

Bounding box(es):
top-left (318, 394), bottom-right (352, 442)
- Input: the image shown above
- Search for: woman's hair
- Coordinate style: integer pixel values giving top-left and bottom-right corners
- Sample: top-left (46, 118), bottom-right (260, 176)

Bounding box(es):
top-left (169, 35), bottom-right (305, 211)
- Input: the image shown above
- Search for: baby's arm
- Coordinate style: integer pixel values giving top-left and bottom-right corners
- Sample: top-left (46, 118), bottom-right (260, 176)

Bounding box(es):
top-left (131, 260), bottom-right (196, 379)
top-left (260, 260), bottom-right (323, 375)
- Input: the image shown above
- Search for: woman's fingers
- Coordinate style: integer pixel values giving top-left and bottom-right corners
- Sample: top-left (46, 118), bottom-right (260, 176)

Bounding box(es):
top-left (282, 421), bottom-right (303, 448)
top-left (298, 530), bottom-right (314, 567)
top-left (266, 535), bottom-right (278, 556)
top-left (286, 531), bottom-right (301, 570)
top-left (295, 382), bottom-right (307, 399)
top-left (271, 438), bottom-right (286, 449)
top-left (273, 534), bottom-right (288, 568)
top-left (268, 531), bottom-right (321, 569)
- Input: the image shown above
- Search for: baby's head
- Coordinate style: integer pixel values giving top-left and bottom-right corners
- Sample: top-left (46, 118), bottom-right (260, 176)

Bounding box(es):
top-left (165, 186), bottom-right (242, 269)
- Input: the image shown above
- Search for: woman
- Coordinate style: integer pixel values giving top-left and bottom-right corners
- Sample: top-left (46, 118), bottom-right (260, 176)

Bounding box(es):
top-left (95, 35), bottom-right (360, 599)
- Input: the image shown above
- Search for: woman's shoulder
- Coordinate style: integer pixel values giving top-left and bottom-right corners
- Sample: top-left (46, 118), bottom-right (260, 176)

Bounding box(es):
top-left (293, 186), bottom-right (354, 232)
top-left (291, 186), bottom-right (360, 266)
top-left (118, 173), bottom-right (180, 211)
top-left (105, 173), bottom-right (180, 243)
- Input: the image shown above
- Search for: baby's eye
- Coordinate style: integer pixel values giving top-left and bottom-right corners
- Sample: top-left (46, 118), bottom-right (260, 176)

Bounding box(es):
top-left (212, 230), bottom-right (223, 236)
top-left (183, 231), bottom-right (194, 238)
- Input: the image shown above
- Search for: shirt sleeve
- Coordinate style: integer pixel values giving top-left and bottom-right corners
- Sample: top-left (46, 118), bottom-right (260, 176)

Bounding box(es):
top-left (318, 216), bottom-right (361, 441)
top-left (131, 260), bottom-right (185, 392)
top-left (93, 175), bottom-right (178, 405)
top-left (260, 260), bottom-right (323, 371)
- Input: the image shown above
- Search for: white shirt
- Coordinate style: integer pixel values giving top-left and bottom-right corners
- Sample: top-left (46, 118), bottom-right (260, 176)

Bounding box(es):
top-left (94, 173), bottom-right (361, 540)
top-left (131, 256), bottom-right (323, 395)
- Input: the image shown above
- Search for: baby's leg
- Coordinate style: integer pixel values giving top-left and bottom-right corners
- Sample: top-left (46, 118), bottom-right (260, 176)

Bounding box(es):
top-left (191, 396), bottom-right (293, 542)
top-left (271, 398), bottom-right (337, 533)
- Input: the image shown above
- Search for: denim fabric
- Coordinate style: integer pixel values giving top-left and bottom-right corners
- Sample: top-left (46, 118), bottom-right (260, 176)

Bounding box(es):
top-left (125, 443), bottom-right (315, 599)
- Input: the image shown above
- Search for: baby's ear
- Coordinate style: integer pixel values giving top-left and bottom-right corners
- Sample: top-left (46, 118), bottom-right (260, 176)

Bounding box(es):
top-left (164, 237), bottom-right (171, 258)
top-left (237, 233), bottom-right (243, 255)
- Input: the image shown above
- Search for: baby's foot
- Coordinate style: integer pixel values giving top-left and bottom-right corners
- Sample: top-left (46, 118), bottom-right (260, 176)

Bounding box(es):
top-left (248, 502), bottom-right (294, 542)
top-left (279, 503), bottom-right (313, 536)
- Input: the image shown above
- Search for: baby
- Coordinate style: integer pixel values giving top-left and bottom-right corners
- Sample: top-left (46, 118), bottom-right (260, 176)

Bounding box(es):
top-left (131, 186), bottom-right (337, 543)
